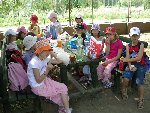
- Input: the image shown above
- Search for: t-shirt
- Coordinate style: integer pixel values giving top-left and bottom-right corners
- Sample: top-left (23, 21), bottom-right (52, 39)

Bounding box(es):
top-left (27, 56), bottom-right (49, 87)
top-left (105, 39), bottom-right (123, 59)
top-left (23, 51), bottom-right (35, 65)
top-left (6, 42), bottom-right (18, 50)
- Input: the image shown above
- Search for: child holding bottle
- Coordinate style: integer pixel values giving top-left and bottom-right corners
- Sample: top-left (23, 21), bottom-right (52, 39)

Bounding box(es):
top-left (27, 40), bottom-right (72, 113)
top-left (97, 26), bottom-right (123, 88)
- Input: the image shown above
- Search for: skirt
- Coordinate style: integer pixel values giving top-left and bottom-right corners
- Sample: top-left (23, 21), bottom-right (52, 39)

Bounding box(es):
top-left (32, 77), bottom-right (68, 106)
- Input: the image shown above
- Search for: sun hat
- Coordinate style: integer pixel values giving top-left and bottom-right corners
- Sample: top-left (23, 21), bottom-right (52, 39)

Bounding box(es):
top-left (129, 27), bottom-right (140, 36)
top-left (35, 40), bottom-right (53, 54)
top-left (30, 14), bottom-right (38, 22)
top-left (17, 26), bottom-right (27, 34)
top-left (23, 35), bottom-right (37, 50)
top-left (91, 23), bottom-right (100, 30)
top-left (75, 14), bottom-right (82, 19)
top-left (4, 29), bottom-right (18, 37)
top-left (47, 12), bottom-right (57, 19)
top-left (105, 26), bottom-right (116, 34)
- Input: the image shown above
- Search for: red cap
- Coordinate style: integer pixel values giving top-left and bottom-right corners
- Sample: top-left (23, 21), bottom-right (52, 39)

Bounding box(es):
top-left (30, 14), bottom-right (38, 22)
top-left (105, 26), bottom-right (116, 34)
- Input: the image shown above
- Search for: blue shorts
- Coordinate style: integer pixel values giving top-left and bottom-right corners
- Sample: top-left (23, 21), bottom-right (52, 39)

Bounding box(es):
top-left (122, 63), bottom-right (145, 85)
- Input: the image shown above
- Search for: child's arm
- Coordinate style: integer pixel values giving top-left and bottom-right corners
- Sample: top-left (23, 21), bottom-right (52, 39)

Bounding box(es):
top-left (123, 43), bottom-right (144, 62)
top-left (32, 62), bottom-right (54, 83)
top-left (102, 48), bottom-right (122, 66)
top-left (105, 37), bottom-right (110, 54)
top-left (125, 44), bottom-right (132, 67)
top-left (100, 38), bottom-right (105, 52)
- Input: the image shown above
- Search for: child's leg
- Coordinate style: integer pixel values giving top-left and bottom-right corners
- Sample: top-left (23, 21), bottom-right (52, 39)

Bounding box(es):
top-left (60, 93), bottom-right (71, 113)
top-left (96, 63), bottom-right (105, 80)
top-left (122, 66), bottom-right (133, 100)
top-left (103, 61), bottom-right (118, 83)
top-left (135, 65), bottom-right (145, 109)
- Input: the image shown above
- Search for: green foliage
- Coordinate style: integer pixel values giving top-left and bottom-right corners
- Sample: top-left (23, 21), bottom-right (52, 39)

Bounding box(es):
top-left (0, 0), bottom-right (150, 27)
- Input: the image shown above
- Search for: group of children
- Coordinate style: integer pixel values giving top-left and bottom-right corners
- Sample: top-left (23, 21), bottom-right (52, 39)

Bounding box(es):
top-left (4, 11), bottom-right (147, 111)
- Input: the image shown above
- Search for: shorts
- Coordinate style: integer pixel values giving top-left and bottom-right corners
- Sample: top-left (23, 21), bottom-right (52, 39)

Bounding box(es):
top-left (122, 63), bottom-right (145, 85)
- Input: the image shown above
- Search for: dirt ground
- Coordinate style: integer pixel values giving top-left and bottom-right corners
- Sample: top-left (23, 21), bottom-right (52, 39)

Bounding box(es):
top-left (69, 33), bottom-right (150, 113)
top-left (69, 85), bottom-right (150, 113)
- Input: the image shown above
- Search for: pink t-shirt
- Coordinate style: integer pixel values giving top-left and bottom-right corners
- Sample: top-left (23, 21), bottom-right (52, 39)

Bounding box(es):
top-left (105, 39), bottom-right (123, 59)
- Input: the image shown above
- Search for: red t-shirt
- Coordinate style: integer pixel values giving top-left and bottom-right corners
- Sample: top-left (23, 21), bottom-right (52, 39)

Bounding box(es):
top-left (129, 43), bottom-right (145, 65)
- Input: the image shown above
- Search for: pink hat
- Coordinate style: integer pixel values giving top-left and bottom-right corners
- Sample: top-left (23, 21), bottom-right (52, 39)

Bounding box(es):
top-left (17, 26), bottom-right (27, 33)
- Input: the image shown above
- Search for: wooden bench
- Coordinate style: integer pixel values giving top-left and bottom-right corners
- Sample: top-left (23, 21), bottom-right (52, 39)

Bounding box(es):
top-left (0, 42), bottom-right (59, 113)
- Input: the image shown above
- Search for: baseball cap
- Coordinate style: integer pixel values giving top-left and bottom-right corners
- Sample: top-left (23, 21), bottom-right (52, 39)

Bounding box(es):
top-left (129, 27), bottom-right (140, 36)
top-left (105, 26), bottom-right (116, 34)
top-left (4, 29), bottom-right (18, 37)
top-left (23, 35), bottom-right (37, 50)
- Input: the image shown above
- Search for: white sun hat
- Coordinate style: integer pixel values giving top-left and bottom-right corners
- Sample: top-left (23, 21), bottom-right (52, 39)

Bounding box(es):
top-left (23, 35), bottom-right (37, 50)
top-left (4, 29), bottom-right (18, 37)
top-left (47, 11), bottom-right (58, 19)
top-left (91, 23), bottom-right (100, 30)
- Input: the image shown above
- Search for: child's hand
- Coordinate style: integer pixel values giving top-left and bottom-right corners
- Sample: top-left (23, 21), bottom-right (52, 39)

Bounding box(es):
top-left (46, 62), bottom-right (54, 71)
top-left (101, 61), bottom-right (109, 66)
top-left (129, 65), bottom-right (137, 71)
top-left (105, 37), bottom-right (110, 45)
top-left (122, 58), bottom-right (128, 62)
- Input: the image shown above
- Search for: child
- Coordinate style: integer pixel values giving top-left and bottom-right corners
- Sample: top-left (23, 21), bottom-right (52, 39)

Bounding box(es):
top-left (122, 27), bottom-right (145, 109)
top-left (46, 11), bottom-right (62, 39)
top-left (27, 40), bottom-right (72, 113)
top-left (91, 23), bottom-right (105, 53)
top-left (23, 35), bottom-right (37, 65)
top-left (82, 23), bottom-right (105, 82)
top-left (5, 29), bottom-right (26, 70)
top-left (74, 15), bottom-right (90, 40)
top-left (73, 24), bottom-right (86, 46)
top-left (5, 29), bottom-right (18, 50)
top-left (16, 26), bottom-right (27, 51)
top-left (28, 14), bottom-right (40, 36)
top-left (97, 26), bottom-right (123, 88)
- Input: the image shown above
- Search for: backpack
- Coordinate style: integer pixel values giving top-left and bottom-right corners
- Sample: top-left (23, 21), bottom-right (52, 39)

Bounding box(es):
top-left (8, 62), bottom-right (29, 91)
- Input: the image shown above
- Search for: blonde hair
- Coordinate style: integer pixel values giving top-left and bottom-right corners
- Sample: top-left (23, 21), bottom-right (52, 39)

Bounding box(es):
top-left (113, 33), bottom-right (119, 39)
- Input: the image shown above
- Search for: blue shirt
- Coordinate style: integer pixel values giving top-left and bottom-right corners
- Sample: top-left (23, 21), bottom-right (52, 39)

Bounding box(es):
top-left (23, 51), bottom-right (35, 66)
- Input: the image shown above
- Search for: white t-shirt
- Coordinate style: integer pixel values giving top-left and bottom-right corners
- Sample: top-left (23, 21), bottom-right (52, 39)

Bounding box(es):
top-left (6, 42), bottom-right (18, 50)
top-left (27, 56), bottom-right (49, 87)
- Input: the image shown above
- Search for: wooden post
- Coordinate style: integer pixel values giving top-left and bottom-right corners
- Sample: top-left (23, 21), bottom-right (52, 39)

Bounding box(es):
top-left (127, 0), bottom-right (131, 22)
top-left (68, 0), bottom-right (71, 26)
top-left (92, 0), bottom-right (94, 24)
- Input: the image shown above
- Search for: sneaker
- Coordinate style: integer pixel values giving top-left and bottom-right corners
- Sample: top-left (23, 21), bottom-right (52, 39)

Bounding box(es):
top-left (137, 99), bottom-right (144, 109)
top-left (58, 107), bottom-right (72, 113)
top-left (103, 82), bottom-right (113, 88)
top-left (121, 89), bottom-right (128, 100)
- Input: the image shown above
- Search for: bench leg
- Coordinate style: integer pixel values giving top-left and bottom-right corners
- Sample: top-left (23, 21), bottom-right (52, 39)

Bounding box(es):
top-left (33, 96), bottom-right (42, 113)
top-left (3, 100), bottom-right (12, 113)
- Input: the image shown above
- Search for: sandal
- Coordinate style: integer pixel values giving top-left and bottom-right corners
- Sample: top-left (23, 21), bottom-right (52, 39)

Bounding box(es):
top-left (121, 89), bottom-right (128, 100)
top-left (137, 99), bottom-right (144, 109)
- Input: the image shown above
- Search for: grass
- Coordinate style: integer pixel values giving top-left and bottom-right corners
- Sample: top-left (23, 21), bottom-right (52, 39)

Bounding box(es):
top-left (0, 7), bottom-right (150, 27)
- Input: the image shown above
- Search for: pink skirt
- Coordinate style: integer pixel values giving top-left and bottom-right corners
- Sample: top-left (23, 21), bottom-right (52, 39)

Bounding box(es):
top-left (32, 77), bottom-right (68, 106)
